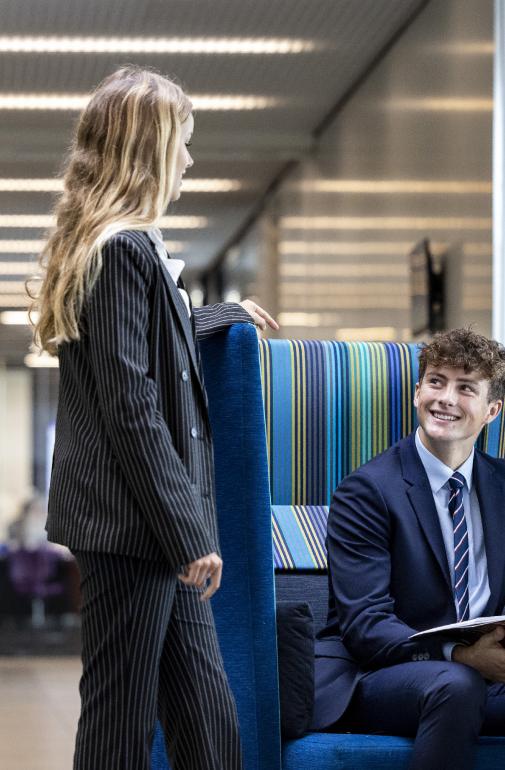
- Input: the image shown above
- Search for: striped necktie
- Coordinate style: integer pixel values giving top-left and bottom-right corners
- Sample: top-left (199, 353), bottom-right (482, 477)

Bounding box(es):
top-left (449, 471), bottom-right (470, 621)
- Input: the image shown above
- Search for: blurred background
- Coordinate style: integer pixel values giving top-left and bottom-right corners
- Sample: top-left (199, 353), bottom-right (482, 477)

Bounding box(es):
top-left (0, 0), bottom-right (500, 765)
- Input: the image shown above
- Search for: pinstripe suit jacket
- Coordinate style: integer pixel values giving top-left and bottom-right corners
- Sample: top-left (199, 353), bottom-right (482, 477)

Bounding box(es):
top-left (46, 230), bottom-right (252, 568)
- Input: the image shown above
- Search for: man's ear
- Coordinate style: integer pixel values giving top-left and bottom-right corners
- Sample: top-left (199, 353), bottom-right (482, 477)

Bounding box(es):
top-left (485, 399), bottom-right (503, 424)
top-left (413, 381), bottom-right (420, 408)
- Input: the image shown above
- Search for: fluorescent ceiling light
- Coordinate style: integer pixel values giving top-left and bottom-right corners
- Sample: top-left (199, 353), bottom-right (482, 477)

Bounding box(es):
top-left (335, 327), bottom-right (397, 342)
top-left (24, 351), bottom-right (59, 368)
top-left (182, 179), bottom-right (243, 192)
top-left (0, 281), bottom-right (26, 293)
top-left (0, 262), bottom-right (37, 274)
top-left (0, 310), bottom-right (37, 325)
top-left (0, 93), bottom-right (281, 111)
top-left (280, 282), bottom-right (405, 296)
top-left (0, 295), bottom-right (27, 306)
top-left (0, 215), bottom-right (207, 228)
top-left (0, 178), bottom-right (243, 193)
top-left (0, 240), bottom-right (45, 252)
top-left (0, 36), bottom-right (318, 55)
top-left (280, 263), bottom-right (407, 277)
top-left (294, 180), bottom-right (492, 194)
top-left (388, 97), bottom-right (493, 112)
top-left (280, 296), bottom-right (407, 310)
top-left (280, 241), bottom-right (418, 255)
top-left (431, 41), bottom-right (494, 56)
top-left (280, 216), bottom-right (492, 230)
top-left (0, 179), bottom-right (61, 192)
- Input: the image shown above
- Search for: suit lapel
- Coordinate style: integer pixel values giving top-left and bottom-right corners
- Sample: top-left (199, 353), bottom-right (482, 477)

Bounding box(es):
top-left (474, 453), bottom-right (505, 613)
top-left (401, 434), bottom-right (453, 592)
top-left (141, 232), bottom-right (205, 394)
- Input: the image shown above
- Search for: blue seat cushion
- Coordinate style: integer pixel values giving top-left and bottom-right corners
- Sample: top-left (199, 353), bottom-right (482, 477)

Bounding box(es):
top-left (282, 733), bottom-right (505, 770)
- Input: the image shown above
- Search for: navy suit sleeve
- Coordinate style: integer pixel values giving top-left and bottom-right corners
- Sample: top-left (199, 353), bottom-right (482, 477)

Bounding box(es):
top-left (327, 470), bottom-right (444, 669)
top-left (193, 303), bottom-right (253, 340)
top-left (86, 234), bottom-right (216, 568)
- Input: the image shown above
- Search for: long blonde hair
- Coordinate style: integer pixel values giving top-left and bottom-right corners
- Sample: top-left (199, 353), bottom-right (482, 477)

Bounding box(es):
top-left (29, 66), bottom-right (192, 354)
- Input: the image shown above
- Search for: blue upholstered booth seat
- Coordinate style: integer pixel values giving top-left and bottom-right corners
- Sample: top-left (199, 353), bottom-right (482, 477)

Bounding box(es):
top-left (283, 734), bottom-right (505, 770)
top-left (151, 326), bottom-right (505, 770)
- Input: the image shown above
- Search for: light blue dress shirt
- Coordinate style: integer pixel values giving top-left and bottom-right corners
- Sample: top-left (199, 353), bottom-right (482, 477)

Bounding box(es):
top-left (415, 429), bottom-right (490, 659)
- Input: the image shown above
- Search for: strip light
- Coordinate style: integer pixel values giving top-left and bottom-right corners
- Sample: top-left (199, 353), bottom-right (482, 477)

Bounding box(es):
top-left (280, 216), bottom-right (492, 230)
top-left (0, 215), bottom-right (207, 229)
top-left (0, 240), bottom-right (45, 252)
top-left (0, 295), bottom-right (27, 306)
top-left (0, 36), bottom-right (318, 55)
top-left (0, 263), bottom-right (37, 274)
top-left (294, 180), bottom-right (492, 194)
top-left (0, 310), bottom-right (38, 325)
top-left (388, 97), bottom-right (493, 112)
top-left (0, 93), bottom-right (281, 111)
top-left (0, 178), bottom-right (243, 194)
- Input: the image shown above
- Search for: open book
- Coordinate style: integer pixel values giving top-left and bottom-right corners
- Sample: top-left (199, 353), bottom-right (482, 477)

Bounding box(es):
top-left (409, 616), bottom-right (505, 644)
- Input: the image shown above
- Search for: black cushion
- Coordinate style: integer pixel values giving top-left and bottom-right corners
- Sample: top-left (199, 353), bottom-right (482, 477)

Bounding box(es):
top-left (276, 600), bottom-right (315, 739)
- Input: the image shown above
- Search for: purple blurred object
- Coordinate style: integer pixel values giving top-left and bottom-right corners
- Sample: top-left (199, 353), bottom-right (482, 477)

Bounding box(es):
top-left (7, 547), bottom-right (64, 626)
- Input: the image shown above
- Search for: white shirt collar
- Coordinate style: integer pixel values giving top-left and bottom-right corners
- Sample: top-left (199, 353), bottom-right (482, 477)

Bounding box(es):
top-left (415, 427), bottom-right (474, 494)
top-left (146, 227), bottom-right (186, 285)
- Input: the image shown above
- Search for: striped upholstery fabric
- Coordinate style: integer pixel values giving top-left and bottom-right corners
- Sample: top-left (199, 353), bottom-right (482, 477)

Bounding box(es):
top-left (261, 340), bottom-right (505, 571)
top-left (272, 505), bottom-right (328, 570)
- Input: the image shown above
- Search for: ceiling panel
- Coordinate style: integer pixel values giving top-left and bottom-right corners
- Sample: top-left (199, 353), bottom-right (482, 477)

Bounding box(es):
top-left (0, 0), bottom-right (427, 362)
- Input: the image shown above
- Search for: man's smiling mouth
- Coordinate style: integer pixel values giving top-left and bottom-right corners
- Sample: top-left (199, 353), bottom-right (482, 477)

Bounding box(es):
top-left (430, 411), bottom-right (459, 422)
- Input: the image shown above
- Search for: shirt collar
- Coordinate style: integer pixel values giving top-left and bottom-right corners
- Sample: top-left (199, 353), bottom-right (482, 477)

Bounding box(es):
top-left (146, 227), bottom-right (185, 285)
top-left (415, 427), bottom-right (474, 494)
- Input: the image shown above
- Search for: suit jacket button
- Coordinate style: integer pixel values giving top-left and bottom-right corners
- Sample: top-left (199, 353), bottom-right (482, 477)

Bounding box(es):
top-left (424, 653), bottom-right (430, 660)
top-left (191, 427), bottom-right (198, 438)
top-left (412, 654), bottom-right (418, 661)
top-left (181, 370), bottom-right (189, 381)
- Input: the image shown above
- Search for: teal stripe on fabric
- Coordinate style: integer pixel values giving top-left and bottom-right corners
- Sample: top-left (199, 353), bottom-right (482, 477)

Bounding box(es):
top-left (272, 506), bottom-right (317, 569)
top-left (359, 343), bottom-right (372, 466)
top-left (324, 342), bottom-right (337, 505)
top-left (269, 341), bottom-right (293, 504)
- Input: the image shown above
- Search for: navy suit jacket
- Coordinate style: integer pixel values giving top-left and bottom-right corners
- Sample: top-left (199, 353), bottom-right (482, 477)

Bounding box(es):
top-left (312, 432), bottom-right (505, 730)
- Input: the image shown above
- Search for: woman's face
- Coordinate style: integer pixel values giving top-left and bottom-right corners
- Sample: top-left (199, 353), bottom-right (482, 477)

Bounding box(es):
top-left (171, 112), bottom-right (194, 201)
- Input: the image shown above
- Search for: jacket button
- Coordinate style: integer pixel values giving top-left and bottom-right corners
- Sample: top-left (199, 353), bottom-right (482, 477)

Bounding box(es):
top-left (191, 427), bottom-right (198, 438)
top-left (181, 370), bottom-right (189, 381)
top-left (412, 654), bottom-right (418, 661)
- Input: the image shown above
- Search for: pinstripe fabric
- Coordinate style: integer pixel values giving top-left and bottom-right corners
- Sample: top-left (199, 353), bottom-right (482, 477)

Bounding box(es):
top-left (46, 229), bottom-right (251, 769)
top-left (73, 552), bottom-right (241, 770)
top-left (47, 230), bottom-right (252, 566)
top-left (259, 340), bottom-right (505, 507)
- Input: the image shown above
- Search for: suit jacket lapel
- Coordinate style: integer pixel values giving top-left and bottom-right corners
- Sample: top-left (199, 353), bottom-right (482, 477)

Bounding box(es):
top-left (401, 434), bottom-right (453, 592)
top-left (474, 452), bottom-right (505, 614)
top-left (141, 232), bottom-right (205, 394)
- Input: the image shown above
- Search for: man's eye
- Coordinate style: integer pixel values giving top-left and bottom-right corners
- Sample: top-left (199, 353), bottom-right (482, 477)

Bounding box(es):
top-left (429, 378), bottom-right (440, 385)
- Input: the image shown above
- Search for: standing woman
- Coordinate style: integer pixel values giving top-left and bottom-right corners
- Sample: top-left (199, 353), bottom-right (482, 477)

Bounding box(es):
top-left (29, 66), bottom-right (278, 770)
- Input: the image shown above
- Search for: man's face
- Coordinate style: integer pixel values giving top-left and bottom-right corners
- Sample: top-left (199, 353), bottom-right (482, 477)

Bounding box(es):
top-left (414, 365), bottom-right (502, 447)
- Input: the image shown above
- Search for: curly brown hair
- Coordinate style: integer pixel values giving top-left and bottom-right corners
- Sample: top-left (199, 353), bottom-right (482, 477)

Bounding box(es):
top-left (418, 328), bottom-right (505, 402)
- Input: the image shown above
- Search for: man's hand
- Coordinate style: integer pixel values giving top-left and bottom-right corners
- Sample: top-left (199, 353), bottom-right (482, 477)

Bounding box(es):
top-left (178, 552), bottom-right (223, 601)
top-left (452, 626), bottom-right (505, 681)
top-left (240, 299), bottom-right (279, 332)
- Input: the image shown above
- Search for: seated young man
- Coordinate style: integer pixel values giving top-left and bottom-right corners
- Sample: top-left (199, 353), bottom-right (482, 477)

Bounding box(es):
top-left (313, 328), bottom-right (505, 770)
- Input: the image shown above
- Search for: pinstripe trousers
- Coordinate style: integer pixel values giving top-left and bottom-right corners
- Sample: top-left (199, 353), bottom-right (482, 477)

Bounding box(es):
top-left (72, 551), bottom-right (243, 770)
